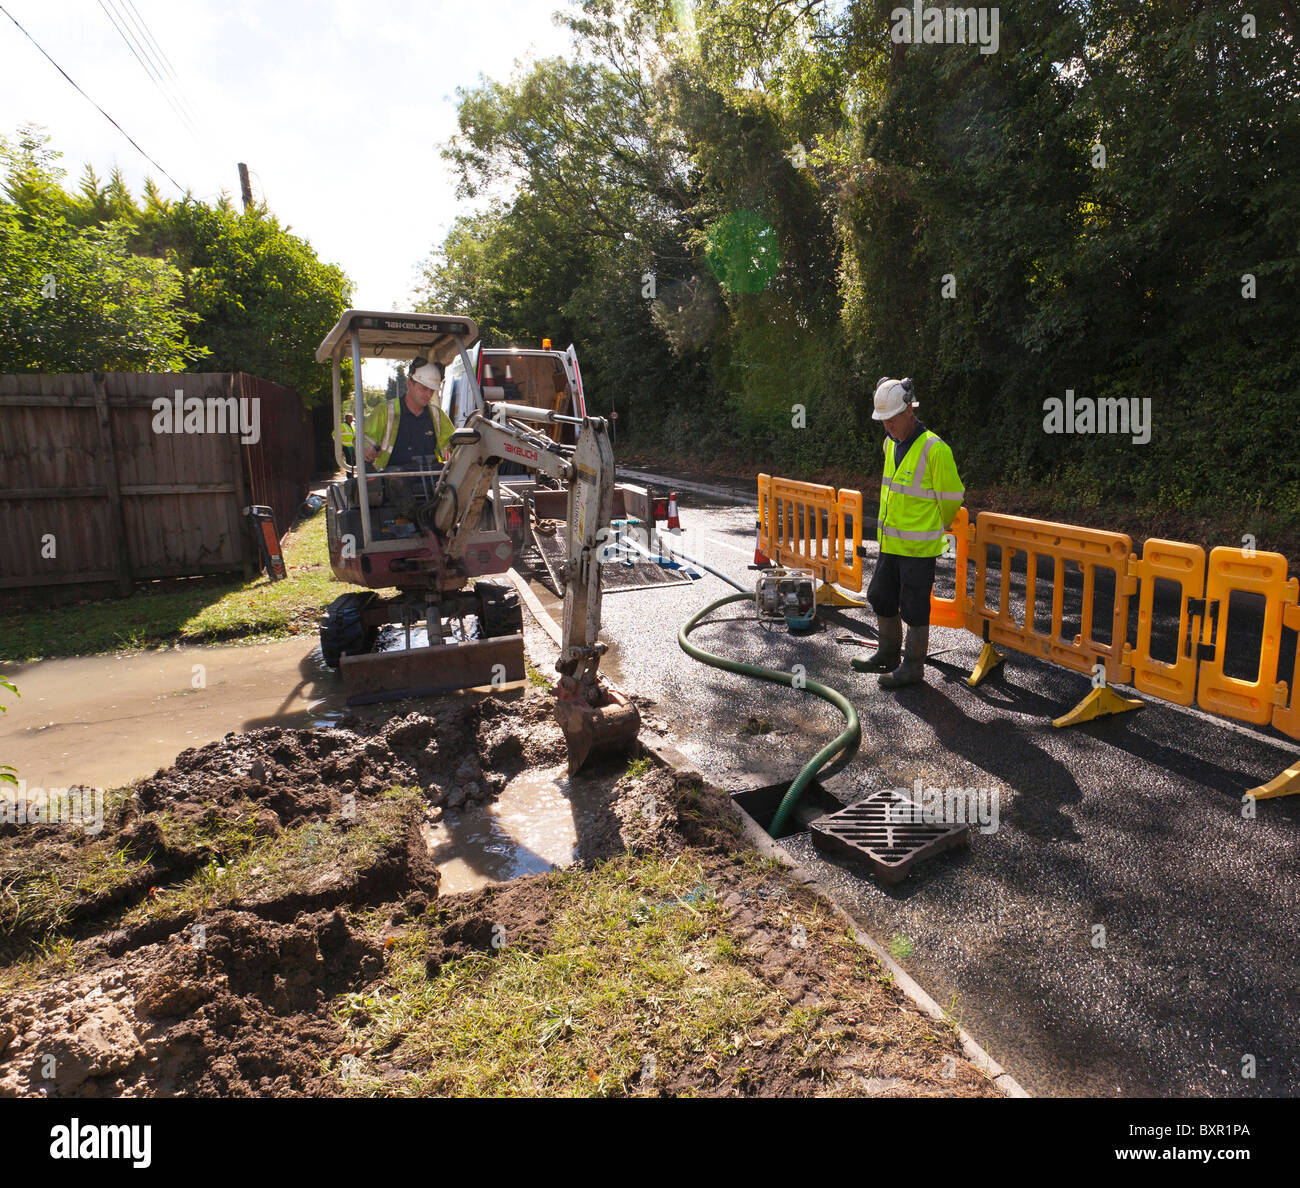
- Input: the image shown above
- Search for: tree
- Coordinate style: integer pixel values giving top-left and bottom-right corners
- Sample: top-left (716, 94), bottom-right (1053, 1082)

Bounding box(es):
top-left (140, 199), bottom-right (351, 404)
top-left (420, 0), bottom-right (1300, 520)
top-left (0, 128), bottom-right (196, 372)
top-left (0, 202), bottom-right (196, 373)
top-left (1, 125), bottom-right (352, 405)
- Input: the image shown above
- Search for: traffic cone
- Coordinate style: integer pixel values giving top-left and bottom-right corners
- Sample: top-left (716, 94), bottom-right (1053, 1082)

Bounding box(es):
top-left (667, 492), bottom-right (681, 532)
top-left (752, 520), bottom-right (772, 568)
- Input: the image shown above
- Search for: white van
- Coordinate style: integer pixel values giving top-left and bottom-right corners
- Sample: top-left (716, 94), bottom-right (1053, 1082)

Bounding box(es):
top-left (441, 341), bottom-right (586, 453)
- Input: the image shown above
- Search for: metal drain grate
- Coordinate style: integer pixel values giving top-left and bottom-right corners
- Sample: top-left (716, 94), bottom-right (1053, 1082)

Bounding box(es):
top-left (810, 790), bottom-right (970, 884)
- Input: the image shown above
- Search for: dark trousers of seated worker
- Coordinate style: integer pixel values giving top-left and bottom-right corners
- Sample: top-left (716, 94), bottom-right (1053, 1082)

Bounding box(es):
top-left (384, 456), bottom-right (443, 524)
top-left (866, 554), bottom-right (936, 627)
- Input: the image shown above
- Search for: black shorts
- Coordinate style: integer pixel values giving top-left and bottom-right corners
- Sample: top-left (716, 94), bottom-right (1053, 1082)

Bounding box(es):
top-left (866, 552), bottom-right (937, 627)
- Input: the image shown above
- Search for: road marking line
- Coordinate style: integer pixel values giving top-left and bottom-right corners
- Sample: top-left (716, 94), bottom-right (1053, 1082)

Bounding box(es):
top-left (696, 533), bottom-right (753, 558)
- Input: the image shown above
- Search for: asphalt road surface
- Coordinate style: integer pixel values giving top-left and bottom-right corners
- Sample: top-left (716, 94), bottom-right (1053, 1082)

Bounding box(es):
top-left (578, 474), bottom-right (1300, 1098)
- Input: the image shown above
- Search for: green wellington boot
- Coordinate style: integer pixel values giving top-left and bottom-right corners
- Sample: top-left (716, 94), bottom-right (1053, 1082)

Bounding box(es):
top-left (878, 624), bottom-right (929, 688)
top-left (851, 614), bottom-right (902, 673)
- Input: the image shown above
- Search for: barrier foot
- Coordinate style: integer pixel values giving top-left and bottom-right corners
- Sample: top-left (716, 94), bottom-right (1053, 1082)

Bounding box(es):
top-left (966, 642), bottom-right (1005, 688)
top-left (1052, 686), bottom-right (1144, 729)
top-left (1245, 760), bottom-right (1300, 801)
top-left (815, 581), bottom-right (866, 609)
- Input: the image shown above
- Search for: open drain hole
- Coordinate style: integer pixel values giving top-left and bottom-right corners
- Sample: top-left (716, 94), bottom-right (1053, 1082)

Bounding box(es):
top-left (732, 779), bottom-right (843, 839)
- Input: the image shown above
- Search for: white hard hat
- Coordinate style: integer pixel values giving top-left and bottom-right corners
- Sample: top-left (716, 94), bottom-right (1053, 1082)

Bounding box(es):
top-left (408, 357), bottom-right (445, 390)
top-left (872, 376), bottom-right (917, 421)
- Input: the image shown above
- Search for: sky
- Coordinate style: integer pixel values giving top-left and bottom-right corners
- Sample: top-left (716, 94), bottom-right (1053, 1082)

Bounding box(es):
top-left (0, 0), bottom-right (576, 309)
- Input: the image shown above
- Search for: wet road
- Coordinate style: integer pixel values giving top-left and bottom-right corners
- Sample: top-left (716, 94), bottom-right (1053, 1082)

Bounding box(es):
top-left (591, 476), bottom-right (1300, 1098)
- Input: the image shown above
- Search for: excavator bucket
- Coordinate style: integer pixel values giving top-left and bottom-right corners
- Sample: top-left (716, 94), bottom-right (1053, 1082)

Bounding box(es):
top-left (554, 690), bottom-right (641, 774)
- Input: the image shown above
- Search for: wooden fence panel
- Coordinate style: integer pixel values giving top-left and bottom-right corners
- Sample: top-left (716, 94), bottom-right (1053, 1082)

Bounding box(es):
top-left (240, 374), bottom-right (313, 540)
top-left (0, 371), bottom-right (311, 605)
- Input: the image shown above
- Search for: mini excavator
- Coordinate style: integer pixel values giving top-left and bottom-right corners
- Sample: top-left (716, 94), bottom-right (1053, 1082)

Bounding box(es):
top-left (314, 310), bottom-right (639, 772)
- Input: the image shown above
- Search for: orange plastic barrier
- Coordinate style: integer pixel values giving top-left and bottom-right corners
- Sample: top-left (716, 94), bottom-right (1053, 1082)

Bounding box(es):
top-left (1123, 539), bottom-right (1207, 706)
top-left (836, 487), bottom-right (864, 591)
top-left (757, 474), bottom-right (862, 591)
top-left (967, 522), bottom-right (1300, 744)
top-left (757, 475), bottom-right (963, 616)
top-left (969, 513), bottom-right (1135, 683)
top-left (757, 472), bottom-right (772, 560)
top-left (767, 476), bottom-right (840, 582)
top-left (756, 478), bottom-right (1300, 753)
top-left (756, 471), bottom-right (1300, 794)
top-left (1196, 547), bottom-right (1297, 726)
top-left (930, 506), bottom-right (969, 630)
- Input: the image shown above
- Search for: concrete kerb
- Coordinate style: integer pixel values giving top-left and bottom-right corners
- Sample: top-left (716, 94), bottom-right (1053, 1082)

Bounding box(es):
top-left (509, 556), bottom-right (1029, 1097)
top-left (507, 568), bottom-right (562, 648)
top-left (617, 468), bottom-right (756, 507)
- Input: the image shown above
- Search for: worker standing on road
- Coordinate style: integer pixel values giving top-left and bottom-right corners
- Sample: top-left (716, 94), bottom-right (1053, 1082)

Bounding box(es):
top-left (856, 377), bottom-right (964, 688)
top-left (339, 413), bottom-right (356, 467)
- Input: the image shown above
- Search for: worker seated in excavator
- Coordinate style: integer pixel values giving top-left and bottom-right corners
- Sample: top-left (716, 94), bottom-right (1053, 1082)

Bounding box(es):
top-left (361, 357), bottom-right (457, 531)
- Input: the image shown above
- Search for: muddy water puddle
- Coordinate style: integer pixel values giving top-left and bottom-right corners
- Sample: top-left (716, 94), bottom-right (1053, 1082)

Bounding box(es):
top-left (374, 618), bottom-right (475, 651)
top-left (0, 638), bottom-right (347, 791)
top-left (422, 762), bottom-right (618, 893)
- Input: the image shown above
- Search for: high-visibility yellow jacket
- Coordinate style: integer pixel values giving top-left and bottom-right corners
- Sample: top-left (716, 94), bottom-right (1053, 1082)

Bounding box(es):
top-left (877, 428), bottom-right (964, 557)
top-left (361, 397), bottom-right (455, 470)
top-left (338, 420), bottom-right (355, 449)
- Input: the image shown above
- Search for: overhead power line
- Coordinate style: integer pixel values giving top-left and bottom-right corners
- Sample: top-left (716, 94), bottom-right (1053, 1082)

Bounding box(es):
top-left (120, 0), bottom-right (202, 130)
top-left (111, 0), bottom-right (203, 133)
top-left (0, 2), bottom-right (185, 192)
top-left (98, 0), bottom-right (200, 140)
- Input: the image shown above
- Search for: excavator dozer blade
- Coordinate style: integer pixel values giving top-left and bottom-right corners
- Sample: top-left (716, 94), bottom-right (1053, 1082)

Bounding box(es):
top-left (554, 690), bottom-right (641, 774)
top-left (341, 636), bottom-right (525, 705)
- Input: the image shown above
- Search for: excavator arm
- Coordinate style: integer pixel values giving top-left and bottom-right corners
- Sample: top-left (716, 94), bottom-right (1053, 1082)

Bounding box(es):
top-left (430, 406), bottom-right (640, 771)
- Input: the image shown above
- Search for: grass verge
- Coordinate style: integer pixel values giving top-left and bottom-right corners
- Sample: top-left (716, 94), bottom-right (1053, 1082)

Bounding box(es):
top-left (0, 513), bottom-right (348, 662)
top-left (331, 847), bottom-right (992, 1098)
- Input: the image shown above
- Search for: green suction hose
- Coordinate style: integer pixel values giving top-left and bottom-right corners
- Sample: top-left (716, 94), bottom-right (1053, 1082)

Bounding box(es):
top-left (679, 592), bottom-right (861, 837)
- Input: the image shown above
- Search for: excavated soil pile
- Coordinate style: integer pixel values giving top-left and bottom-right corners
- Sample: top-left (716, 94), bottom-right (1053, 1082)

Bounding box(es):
top-left (1, 908), bottom-right (386, 1097)
top-left (134, 691), bottom-right (568, 823)
top-left (0, 690), bottom-right (670, 1096)
top-left (1, 692), bottom-right (1000, 1099)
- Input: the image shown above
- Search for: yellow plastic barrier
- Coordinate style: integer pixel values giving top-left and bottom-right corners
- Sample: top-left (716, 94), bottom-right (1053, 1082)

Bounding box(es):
top-left (756, 476), bottom-right (1300, 797)
top-left (1196, 547), bottom-right (1297, 726)
top-left (1123, 539), bottom-right (1207, 707)
top-left (969, 513), bottom-right (1135, 684)
top-left (1273, 601), bottom-right (1300, 742)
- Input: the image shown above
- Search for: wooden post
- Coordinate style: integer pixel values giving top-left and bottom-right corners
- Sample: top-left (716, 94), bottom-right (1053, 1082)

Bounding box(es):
top-left (91, 372), bottom-right (135, 596)
top-left (238, 163), bottom-right (253, 211)
top-left (228, 373), bottom-right (256, 578)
